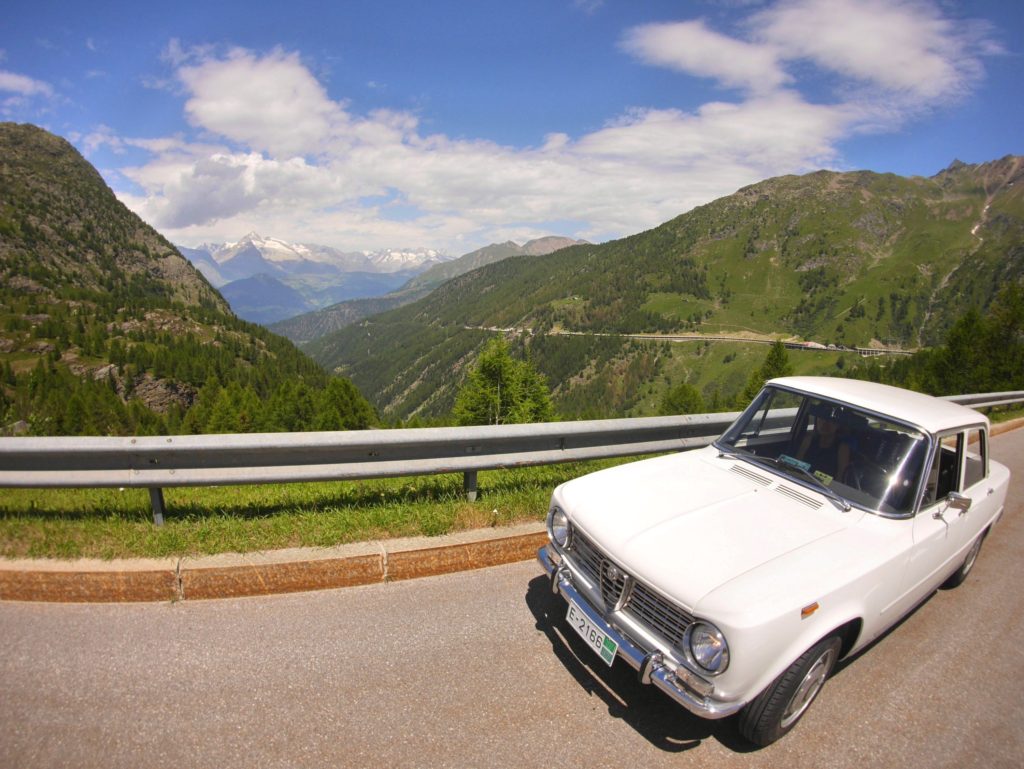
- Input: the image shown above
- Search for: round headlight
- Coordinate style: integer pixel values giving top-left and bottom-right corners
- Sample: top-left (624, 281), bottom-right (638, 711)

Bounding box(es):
top-left (688, 622), bottom-right (730, 674)
top-left (547, 506), bottom-right (570, 548)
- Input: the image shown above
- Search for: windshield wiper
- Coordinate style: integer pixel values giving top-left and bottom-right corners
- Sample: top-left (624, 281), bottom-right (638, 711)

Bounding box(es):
top-left (749, 455), bottom-right (853, 512)
top-left (716, 443), bottom-right (741, 459)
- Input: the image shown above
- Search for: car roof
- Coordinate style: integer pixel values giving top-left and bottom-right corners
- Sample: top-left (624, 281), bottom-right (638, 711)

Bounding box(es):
top-left (765, 376), bottom-right (988, 435)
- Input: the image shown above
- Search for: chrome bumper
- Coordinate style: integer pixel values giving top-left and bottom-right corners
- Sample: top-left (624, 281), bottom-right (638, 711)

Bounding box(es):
top-left (537, 543), bottom-right (743, 720)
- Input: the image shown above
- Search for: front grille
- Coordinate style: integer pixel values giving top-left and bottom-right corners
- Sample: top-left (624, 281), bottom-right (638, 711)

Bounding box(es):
top-left (569, 531), bottom-right (604, 587)
top-left (568, 528), bottom-right (693, 646)
top-left (600, 560), bottom-right (627, 608)
top-left (628, 581), bottom-right (694, 647)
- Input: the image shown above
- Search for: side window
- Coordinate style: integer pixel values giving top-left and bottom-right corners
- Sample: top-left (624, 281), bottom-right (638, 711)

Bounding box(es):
top-left (963, 428), bottom-right (987, 489)
top-left (922, 433), bottom-right (962, 507)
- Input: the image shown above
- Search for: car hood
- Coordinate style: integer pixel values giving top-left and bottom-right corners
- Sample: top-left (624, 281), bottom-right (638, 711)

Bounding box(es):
top-left (559, 448), bottom-right (852, 609)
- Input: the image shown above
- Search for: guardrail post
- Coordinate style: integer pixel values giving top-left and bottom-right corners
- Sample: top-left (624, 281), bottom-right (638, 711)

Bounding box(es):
top-left (149, 487), bottom-right (166, 526)
top-left (463, 471), bottom-right (478, 502)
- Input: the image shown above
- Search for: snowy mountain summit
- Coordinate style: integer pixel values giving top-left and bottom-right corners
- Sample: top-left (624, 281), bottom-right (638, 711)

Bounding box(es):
top-left (179, 233), bottom-right (452, 286)
top-left (367, 247), bottom-right (447, 273)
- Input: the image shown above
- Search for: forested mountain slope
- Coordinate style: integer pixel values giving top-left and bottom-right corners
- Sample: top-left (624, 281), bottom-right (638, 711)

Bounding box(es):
top-left (308, 157), bottom-right (1023, 421)
top-left (0, 123), bottom-right (374, 435)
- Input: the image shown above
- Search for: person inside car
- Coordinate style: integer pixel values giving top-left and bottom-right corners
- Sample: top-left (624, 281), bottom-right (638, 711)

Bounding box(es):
top-left (797, 404), bottom-right (851, 483)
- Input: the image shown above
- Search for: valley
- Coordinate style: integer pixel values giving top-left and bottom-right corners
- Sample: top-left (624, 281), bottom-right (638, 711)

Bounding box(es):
top-left (1, 123), bottom-right (1021, 434)
top-left (305, 157), bottom-right (1023, 422)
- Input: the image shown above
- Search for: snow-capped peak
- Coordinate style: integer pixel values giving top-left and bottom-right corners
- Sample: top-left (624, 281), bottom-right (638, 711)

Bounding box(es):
top-left (179, 234), bottom-right (452, 278)
top-left (366, 247), bottom-right (449, 272)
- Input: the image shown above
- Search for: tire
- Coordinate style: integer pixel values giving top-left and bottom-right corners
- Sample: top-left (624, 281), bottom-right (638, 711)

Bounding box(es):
top-left (942, 532), bottom-right (985, 589)
top-left (738, 635), bottom-right (842, 747)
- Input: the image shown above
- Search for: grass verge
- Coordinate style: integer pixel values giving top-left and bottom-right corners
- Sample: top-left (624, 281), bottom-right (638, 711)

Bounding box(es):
top-left (0, 458), bottom-right (630, 560)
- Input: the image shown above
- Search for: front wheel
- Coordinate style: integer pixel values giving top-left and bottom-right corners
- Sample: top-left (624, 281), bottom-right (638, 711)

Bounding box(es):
top-left (738, 635), bottom-right (841, 747)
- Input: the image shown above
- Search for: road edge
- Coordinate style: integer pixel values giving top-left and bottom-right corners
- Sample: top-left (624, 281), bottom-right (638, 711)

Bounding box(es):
top-left (0, 522), bottom-right (547, 603)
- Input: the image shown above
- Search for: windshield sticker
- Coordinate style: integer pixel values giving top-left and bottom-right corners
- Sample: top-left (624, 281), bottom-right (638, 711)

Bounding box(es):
top-left (779, 454), bottom-right (811, 473)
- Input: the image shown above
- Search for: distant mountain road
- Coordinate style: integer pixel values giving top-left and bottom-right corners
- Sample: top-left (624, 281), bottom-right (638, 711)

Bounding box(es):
top-left (2, 429), bottom-right (1022, 769)
top-left (468, 325), bottom-right (915, 355)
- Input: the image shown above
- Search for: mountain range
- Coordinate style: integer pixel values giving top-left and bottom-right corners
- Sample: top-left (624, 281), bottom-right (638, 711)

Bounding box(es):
top-left (178, 233), bottom-right (454, 325)
top-left (270, 236), bottom-right (587, 343)
top-left (2, 121), bottom-right (1021, 432)
top-left (304, 156), bottom-right (1023, 421)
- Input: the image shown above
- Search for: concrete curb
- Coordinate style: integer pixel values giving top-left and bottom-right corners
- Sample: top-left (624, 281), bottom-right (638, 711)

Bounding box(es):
top-left (990, 417), bottom-right (1024, 438)
top-left (0, 522), bottom-right (547, 604)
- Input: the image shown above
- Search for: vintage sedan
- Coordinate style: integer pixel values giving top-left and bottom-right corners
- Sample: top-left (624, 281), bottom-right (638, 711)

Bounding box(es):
top-left (537, 377), bottom-right (1010, 746)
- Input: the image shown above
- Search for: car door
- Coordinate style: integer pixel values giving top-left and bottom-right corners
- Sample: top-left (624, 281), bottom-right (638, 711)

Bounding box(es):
top-left (903, 430), bottom-right (976, 602)
top-left (957, 425), bottom-right (999, 537)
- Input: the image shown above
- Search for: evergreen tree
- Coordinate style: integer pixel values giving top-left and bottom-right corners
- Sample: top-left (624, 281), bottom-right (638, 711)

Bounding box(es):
top-left (659, 382), bottom-right (705, 416)
top-left (738, 341), bottom-right (794, 406)
top-left (844, 283), bottom-right (1023, 395)
top-left (204, 383), bottom-right (263, 433)
top-left (928, 308), bottom-right (986, 394)
top-left (312, 378), bottom-right (376, 431)
top-left (977, 283), bottom-right (1024, 392)
top-left (265, 380), bottom-right (317, 432)
top-left (453, 337), bottom-right (554, 425)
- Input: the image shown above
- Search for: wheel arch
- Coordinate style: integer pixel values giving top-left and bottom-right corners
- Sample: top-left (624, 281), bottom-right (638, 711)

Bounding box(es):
top-left (833, 617), bottom-right (863, 659)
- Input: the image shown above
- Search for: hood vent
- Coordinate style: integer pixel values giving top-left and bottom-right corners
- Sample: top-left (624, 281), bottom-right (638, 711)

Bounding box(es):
top-left (776, 485), bottom-right (824, 510)
top-left (730, 464), bottom-right (772, 487)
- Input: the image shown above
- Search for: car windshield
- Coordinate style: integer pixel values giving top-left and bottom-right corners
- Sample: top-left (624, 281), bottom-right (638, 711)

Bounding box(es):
top-left (715, 385), bottom-right (929, 516)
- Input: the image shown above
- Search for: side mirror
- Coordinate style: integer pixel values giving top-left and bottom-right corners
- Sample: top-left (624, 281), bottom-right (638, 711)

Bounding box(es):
top-left (946, 492), bottom-right (972, 513)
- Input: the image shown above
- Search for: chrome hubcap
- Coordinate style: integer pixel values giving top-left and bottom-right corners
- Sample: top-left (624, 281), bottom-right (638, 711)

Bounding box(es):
top-left (781, 647), bottom-right (836, 729)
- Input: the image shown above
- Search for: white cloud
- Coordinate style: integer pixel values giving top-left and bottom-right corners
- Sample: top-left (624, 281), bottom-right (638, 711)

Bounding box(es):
top-left (620, 20), bottom-right (788, 93)
top-left (751, 0), bottom-right (995, 103)
top-left (0, 70), bottom-right (54, 98)
top-left (573, 0), bottom-right (605, 15)
top-left (0, 70), bottom-right (55, 117)
top-left (176, 47), bottom-right (348, 157)
top-left (112, 0), bottom-right (997, 253)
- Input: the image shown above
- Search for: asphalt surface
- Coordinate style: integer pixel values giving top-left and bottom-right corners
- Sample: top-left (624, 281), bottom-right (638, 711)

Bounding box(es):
top-left (1, 428), bottom-right (1022, 769)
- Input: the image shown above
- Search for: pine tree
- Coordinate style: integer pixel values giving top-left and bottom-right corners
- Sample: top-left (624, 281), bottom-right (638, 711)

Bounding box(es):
top-left (660, 382), bottom-right (705, 416)
top-left (738, 341), bottom-right (794, 406)
top-left (313, 378), bottom-right (376, 431)
top-left (453, 337), bottom-right (554, 425)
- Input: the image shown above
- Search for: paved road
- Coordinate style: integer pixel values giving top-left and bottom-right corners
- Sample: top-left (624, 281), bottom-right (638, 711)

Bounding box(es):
top-left (2, 429), bottom-right (1022, 769)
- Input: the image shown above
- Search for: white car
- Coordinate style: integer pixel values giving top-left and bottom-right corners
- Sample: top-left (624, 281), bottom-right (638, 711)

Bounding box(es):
top-left (537, 376), bottom-right (1010, 746)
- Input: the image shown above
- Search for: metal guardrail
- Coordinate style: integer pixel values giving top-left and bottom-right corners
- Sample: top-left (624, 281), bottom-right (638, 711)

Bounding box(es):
top-left (1, 391), bottom-right (1021, 524)
top-left (940, 391), bottom-right (1024, 410)
top-left (0, 412), bottom-right (740, 524)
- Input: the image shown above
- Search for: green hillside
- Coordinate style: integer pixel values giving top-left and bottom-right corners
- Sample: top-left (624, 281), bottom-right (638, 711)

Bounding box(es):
top-left (0, 123), bottom-right (374, 435)
top-left (309, 158), bottom-right (1024, 421)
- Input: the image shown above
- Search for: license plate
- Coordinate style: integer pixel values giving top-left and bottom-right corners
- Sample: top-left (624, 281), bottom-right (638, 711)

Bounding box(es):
top-left (566, 600), bottom-right (618, 666)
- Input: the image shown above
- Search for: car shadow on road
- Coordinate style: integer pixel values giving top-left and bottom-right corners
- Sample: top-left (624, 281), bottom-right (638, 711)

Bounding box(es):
top-left (524, 575), bottom-right (755, 754)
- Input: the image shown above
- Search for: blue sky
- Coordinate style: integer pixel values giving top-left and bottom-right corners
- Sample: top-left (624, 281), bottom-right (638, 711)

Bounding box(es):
top-left (2, 0), bottom-right (1021, 254)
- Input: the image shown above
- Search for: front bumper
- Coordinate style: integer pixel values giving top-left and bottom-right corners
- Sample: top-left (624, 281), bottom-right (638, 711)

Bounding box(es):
top-left (538, 543), bottom-right (743, 720)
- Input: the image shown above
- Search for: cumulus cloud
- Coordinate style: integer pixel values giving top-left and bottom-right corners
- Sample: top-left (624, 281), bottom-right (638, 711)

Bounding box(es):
top-left (751, 0), bottom-right (996, 103)
top-left (620, 20), bottom-right (788, 93)
top-left (115, 0), bottom-right (998, 252)
top-left (0, 70), bottom-right (54, 97)
top-left (0, 69), bottom-right (55, 118)
top-left (177, 48), bottom-right (347, 157)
